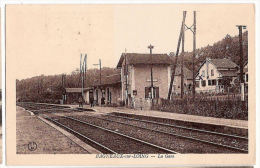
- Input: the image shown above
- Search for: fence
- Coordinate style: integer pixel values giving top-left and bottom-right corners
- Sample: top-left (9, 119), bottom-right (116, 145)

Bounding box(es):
top-left (153, 94), bottom-right (248, 120)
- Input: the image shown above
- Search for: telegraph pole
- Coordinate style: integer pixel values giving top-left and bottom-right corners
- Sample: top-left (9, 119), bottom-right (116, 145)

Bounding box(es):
top-left (168, 11), bottom-right (187, 100)
top-left (148, 44), bottom-right (154, 96)
top-left (62, 74), bottom-right (66, 104)
top-left (124, 50), bottom-right (128, 106)
top-left (148, 44), bottom-right (154, 109)
top-left (192, 11), bottom-right (196, 101)
top-left (80, 54), bottom-right (87, 100)
top-left (236, 25), bottom-right (246, 101)
top-left (99, 59), bottom-right (102, 86)
top-left (181, 20), bottom-right (185, 99)
top-left (93, 59), bottom-right (102, 104)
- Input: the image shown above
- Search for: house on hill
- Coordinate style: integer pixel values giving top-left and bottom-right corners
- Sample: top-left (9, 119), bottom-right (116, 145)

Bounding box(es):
top-left (195, 58), bottom-right (239, 93)
top-left (117, 53), bottom-right (172, 109)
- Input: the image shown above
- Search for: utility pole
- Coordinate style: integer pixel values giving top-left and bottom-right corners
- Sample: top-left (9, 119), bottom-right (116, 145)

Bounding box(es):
top-left (93, 59), bottom-right (102, 85)
top-left (99, 59), bottom-right (102, 86)
top-left (168, 11), bottom-right (187, 100)
top-left (192, 11), bottom-right (196, 101)
top-left (148, 44), bottom-right (154, 99)
top-left (181, 19), bottom-right (185, 99)
top-left (236, 25), bottom-right (246, 101)
top-left (62, 74), bottom-right (66, 104)
top-left (93, 59), bottom-right (102, 104)
top-left (80, 54), bottom-right (87, 99)
top-left (124, 50), bottom-right (128, 106)
top-left (148, 44), bottom-right (154, 109)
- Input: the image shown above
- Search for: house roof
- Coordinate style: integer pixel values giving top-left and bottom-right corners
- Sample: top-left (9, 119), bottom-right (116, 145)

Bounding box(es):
top-left (65, 88), bottom-right (90, 93)
top-left (173, 65), bottom-right (193, 79)
top-left (209, 58), bottom-right (238, 69)
top-left (196, 58), bottom-right (239, 78)
top-left (117, 53), bottom-right (173, 68)
top-left (218, 70), bottom-right (238, 77)
top-left (95, 73), bottom-right (121, 87)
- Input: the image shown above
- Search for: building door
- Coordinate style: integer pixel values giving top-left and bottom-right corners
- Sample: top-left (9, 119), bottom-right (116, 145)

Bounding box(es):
top-left (96, 89), bottom-right (99, 105)
top-left (154, 87), bottom-right (159, 98)
top-left (145, 87), bottom-right (159, 98)
top-left (89, 90), bottom-right (93, 104)
top-left (107, 88), bottom-right (110, 104)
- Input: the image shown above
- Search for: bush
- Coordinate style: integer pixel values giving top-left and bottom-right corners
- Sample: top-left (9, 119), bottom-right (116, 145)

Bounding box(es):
top-left (154, 96), bottom-right (248, 120)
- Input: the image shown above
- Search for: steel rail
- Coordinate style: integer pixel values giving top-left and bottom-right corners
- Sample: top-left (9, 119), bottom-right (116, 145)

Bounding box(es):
top-left (31, 108), bottom-right (73, 112)
top-left (101, 112), bottom-right (248, 140)
top-left (18, 102), bottom-right (69, 111)
top-left (64, 116), bottom-right (178, 154)
top-left (18, 103), bottom-right (247, 153)
top-left (81, 114), bottom-right (248, 153)
top-left (42, 114), bottom-right (117, 154)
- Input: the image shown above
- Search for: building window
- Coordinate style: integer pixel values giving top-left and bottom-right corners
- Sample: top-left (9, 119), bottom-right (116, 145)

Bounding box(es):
top-left (208, 80), bottom-right (212, 86)
top-left (211, 69), bottom-right (214, 76)
top-left (218, 79), bottom-right (223, 85)
top-left (145, 87), bottom-right (159, 98)
top-left (201, 70), bottom-right (205, 77)
top-left (202, 80), bottom-right (206, 87)
top-left (212, 79), bottom-right (216, 85)
top-left (196, 81), bottom-right (200, 88)
top-left (246, 74), bottom-right (248, 82)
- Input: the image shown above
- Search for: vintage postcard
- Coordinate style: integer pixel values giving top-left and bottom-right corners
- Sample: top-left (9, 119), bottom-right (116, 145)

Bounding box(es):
top-left (6, 3), bottom-right (255, 166)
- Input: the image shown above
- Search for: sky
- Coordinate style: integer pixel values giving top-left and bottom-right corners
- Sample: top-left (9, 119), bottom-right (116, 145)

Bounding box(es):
top-left (6, 4), bottom-right (254, 80)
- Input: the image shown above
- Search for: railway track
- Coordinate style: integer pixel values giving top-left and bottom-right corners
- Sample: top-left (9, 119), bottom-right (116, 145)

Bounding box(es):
top-left (105, 112), bottom-right (248, 140)
top-left (69, 114), bottom-right (248, 153)
top-left (44, 114), bottom-right (178, 154)
top-left (18, 102), bottom-right (248, 153)
top-left (88, 111), bottom-right (248, 150)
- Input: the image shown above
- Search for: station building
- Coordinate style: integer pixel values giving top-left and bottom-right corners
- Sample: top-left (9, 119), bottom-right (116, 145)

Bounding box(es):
top-left (91, 72), bottom-right (121, 106)
top-left (116, 53), bottom-right (172, 109)
top-left (64, 88), bottom-right (90, 104)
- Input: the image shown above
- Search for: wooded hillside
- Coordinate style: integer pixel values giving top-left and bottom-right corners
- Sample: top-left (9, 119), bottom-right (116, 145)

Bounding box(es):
top-left (16, 67), bottom-right (119, 103)
top-left (181, 31), bottom-right (248, 72)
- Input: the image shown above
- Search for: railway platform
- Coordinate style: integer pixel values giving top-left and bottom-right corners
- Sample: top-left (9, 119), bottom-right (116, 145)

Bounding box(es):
top-left (16, 106), bottom-right (91, 154)
top-left (82, 105), bottom-right (248, 129)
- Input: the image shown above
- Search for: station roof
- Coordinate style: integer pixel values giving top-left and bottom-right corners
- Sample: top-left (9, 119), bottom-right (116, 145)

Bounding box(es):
top-left (117, 53), bottom-right (173, 68)
top-left (94, 73), bottom-right (121, 87)
top-left (65, 88), bottom-right (90, 93)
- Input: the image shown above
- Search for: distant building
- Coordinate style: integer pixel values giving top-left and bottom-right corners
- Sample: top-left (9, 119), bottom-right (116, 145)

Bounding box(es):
top-left (195, 58), bottom-right (239, 93)
top-left (116, 53), bottom-right (172, 109)
top-left (172, 64), bottom-right (193, 95)
top-left (64, 88), bottom-right (90, 104)
top-left (91, 72), bottom-right (121, 106)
